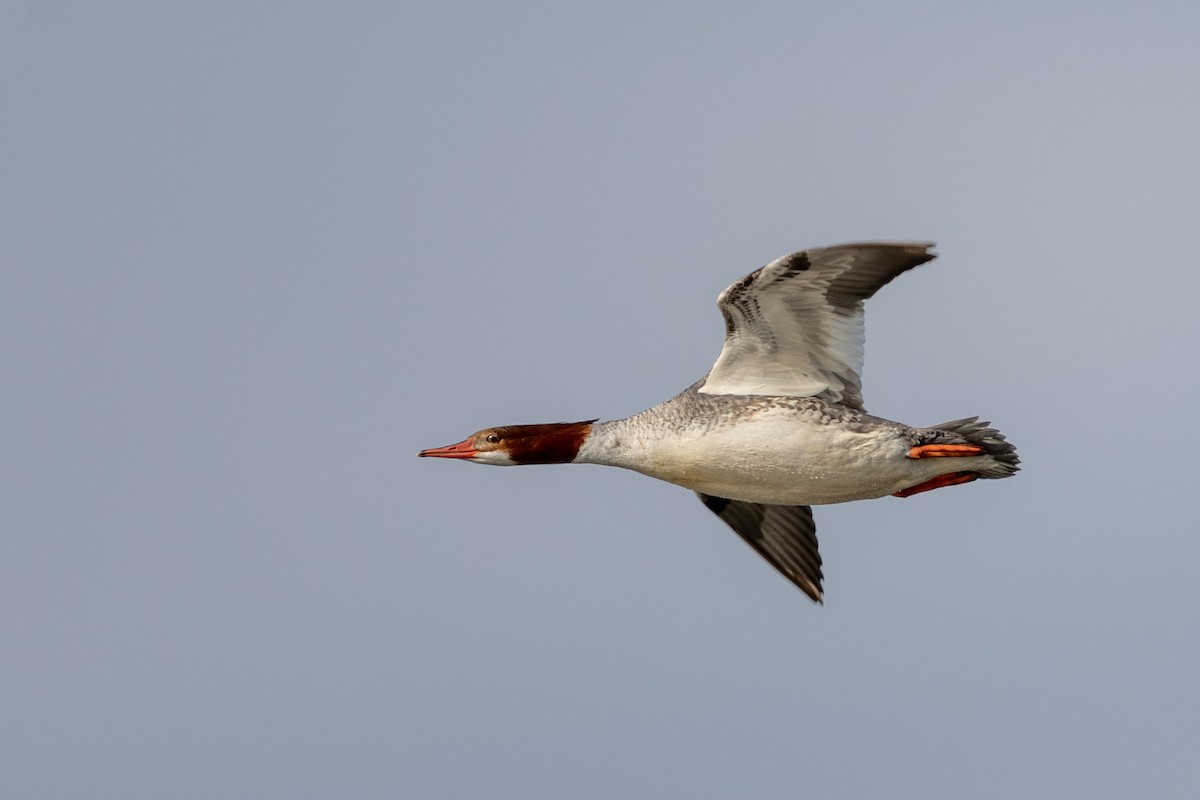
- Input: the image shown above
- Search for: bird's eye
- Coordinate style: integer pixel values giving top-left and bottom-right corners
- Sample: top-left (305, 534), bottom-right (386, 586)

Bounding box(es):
top-left (485, 433), bottom-right (501, 444)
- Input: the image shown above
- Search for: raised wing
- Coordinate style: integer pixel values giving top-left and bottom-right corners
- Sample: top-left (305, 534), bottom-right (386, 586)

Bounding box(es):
top-left (699, 242), bottom-right (936, 409)
top-left (698, 494), bottom-right (824, 603)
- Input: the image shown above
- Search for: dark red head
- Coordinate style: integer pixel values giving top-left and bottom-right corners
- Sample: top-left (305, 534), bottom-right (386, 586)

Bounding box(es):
top-left (418, 420), bottom-right (596, 465)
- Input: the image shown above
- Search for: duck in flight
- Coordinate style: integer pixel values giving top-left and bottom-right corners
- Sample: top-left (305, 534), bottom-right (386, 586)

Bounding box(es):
top-left (419, 242), bottom-right (1019, 602)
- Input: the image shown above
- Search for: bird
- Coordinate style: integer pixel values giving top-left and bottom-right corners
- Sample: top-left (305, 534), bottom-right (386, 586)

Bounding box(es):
top-left (418, 242), bottom-right (1018, 603)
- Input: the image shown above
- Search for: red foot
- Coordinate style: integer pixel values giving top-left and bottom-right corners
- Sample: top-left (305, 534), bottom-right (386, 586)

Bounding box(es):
top-left (893, 471), bottom-right (979, 498)
top-left (907, 444), bottom-right (983, 459)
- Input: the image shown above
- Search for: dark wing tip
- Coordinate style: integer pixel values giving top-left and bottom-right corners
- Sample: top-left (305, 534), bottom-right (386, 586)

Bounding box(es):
top-left (697, 494), bottom-right (825, 604)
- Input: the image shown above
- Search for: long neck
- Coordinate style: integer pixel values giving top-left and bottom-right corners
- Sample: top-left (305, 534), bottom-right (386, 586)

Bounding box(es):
top-left (573, 388), bottom-right (708, 469)
top-left (572, 416), bottom-right (656, 469)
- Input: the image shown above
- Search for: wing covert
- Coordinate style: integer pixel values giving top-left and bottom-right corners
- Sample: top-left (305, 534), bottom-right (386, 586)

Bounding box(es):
top-left (700, 241), bottom-right (936, 409)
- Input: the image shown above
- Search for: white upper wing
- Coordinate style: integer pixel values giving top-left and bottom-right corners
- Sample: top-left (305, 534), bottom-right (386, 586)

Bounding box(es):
top-left (699, 242), bottom-right (936, 409)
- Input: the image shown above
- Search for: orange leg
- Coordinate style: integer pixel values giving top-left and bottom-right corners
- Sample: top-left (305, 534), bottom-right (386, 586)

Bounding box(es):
top-left (893, 471), bottom-right (979, 498)
top-left (907, 444), bottom-right (983, 459)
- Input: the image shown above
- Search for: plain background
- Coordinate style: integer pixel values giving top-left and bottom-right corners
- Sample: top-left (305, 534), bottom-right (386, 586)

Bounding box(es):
top-left (4, 2), bottom-right (1199, 798)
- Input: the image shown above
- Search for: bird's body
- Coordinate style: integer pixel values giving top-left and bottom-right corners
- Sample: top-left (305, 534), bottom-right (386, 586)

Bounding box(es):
top-left (578, 388), bottom-right (1011, 506)
top-left (420, 242), bottom-right (1018, 602)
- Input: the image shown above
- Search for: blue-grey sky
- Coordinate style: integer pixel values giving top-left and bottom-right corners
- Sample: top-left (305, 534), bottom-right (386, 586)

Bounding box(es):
top-left (4, 2), bottom-right (1199, 798)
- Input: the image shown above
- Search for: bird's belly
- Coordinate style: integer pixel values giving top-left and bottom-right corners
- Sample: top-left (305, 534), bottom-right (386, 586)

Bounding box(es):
top-left (635, 421), bottom-right (915, 505)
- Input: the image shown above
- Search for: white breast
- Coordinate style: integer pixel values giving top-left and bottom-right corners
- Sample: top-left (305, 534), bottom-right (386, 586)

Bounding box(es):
top-left (578, 405), bottom-right (919, 506)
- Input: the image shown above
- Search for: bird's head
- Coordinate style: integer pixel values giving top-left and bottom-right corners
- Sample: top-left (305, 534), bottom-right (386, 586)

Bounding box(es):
top-left (418, 420), bottom-right (596, 466)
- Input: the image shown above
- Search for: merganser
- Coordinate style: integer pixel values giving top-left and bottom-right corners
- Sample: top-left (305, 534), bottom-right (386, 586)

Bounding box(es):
top-left (419, 242), bottom-right (1019, 603)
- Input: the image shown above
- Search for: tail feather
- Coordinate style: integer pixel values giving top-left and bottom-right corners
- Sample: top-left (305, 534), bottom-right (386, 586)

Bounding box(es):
top-left (928, 416), bottom-right (1020, 479)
